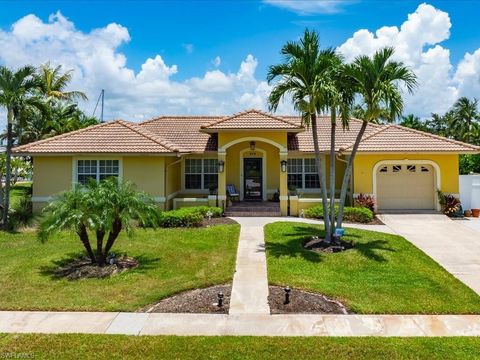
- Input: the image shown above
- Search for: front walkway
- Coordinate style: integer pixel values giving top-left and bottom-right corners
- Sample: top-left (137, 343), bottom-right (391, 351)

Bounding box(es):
top-left (2, 216), bottom-right (480, 336)
top-left (379, 213), bottom-right (480, 295)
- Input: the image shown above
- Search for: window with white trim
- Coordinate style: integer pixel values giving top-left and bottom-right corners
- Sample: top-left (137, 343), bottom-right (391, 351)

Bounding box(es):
top-left (287, 158), bottom-right (320, 189)
top-left (77, 160), bottom-right (119, 185)
top-left (287, 158), bottom-right (303, 189)
top-left (304, 158), bottom-right (320, 189)
top-left (185, 159), bottom-right (218, 190)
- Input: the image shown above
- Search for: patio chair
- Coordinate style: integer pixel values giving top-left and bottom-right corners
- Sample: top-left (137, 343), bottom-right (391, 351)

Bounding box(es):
top-left (227, 184), bottom-right (240, 202)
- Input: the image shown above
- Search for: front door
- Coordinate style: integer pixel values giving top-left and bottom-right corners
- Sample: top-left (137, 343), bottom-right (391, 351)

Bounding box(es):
top-left (244, 158), bottom-right (262, 201)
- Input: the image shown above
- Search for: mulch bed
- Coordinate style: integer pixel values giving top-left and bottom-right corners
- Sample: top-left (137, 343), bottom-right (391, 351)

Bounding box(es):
top-left (201, 217), bottom-right (238, 227)
top-left (52, 255), bottom-right (138, 280)
top-left (268, 286), bottom-right (349, 314)
top-left (304, 237), bottom-right (354, 253)
top-left (143, 284), bottom-right (231, 314)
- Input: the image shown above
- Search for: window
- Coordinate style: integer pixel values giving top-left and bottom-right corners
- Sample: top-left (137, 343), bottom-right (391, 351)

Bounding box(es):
top-left (287, 159), bottom-right (303, 189)
top-left (287, 158), bottom-right (320, 189)
top-left (203, 159), bottom-right (218, 190)
top-left (304, 159), bottom-right (320, 189)
top-left (421, 166), bottom-right (430, 172)
top-left (185, 159), bottom-right (218, 190)
top-left (393, 165), bottom-right (402, 172)
top-left (407, 165), bottom-right (416, 172)
top-left (185, 159), bottom-right (202, 189)
top-left (77, 159), bottom-right (119, 184)
top-left (379, 166), bottom-right (388, 173)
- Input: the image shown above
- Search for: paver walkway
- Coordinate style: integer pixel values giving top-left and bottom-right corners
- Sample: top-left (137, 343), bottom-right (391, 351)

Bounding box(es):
top-left (2, 216), bottom-right (480, 336)
top-left (379, 213), bottom-right (480, 295)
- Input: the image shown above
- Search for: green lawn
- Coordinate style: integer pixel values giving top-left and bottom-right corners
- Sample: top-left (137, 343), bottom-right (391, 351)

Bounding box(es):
top-left (10, 181), bottom-right (32, 207)
top-left (0, 224), bottom-right (239, 311)
top-left (1, 334), bottom-right (480, 359)
top-left (265, 222), bottom-right (480, 314)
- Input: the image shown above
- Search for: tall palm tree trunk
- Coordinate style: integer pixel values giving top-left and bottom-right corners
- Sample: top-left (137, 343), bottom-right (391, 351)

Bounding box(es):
top-left (329, 110), bottom-right (337, 239)
top-left (311, 113), bottom-right (331, 242)
top-left (336, 121), bottom-right (368, 229)
top-left (2, 113), bottom-right (13, 227)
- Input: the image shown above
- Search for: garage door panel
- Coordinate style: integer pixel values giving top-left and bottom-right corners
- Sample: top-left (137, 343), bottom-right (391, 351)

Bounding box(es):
top-left (377, 164), bottom-right (434, 210)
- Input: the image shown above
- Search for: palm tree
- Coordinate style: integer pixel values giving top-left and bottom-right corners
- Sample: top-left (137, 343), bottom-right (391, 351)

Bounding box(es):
top-left (0, 65), bottom-right (43, 227)
top-left (400, 114), bottom-right (426, 131)
top-left (336, 47), bottom-right (417, 229)
top-left (37, 63), bottom-right (87, 102)
top-left (39, 185), bottom-right (96, 262)
top-left (39, 178), bottom-right (160, 267)
top-left (451, 97), bottom-right (479, 143)
top-left (267, 30), bottom-right (339, 241)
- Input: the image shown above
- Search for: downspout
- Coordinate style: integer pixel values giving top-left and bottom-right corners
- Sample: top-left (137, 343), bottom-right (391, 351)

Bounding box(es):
top-left (164, 154), bottom-right (183, 210)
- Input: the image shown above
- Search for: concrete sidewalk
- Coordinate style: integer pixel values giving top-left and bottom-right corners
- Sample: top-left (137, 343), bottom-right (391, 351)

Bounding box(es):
top-left (2, 311), bottom-right (480, 336)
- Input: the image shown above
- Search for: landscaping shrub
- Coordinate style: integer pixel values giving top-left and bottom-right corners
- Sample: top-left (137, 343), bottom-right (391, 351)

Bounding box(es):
top-left (354, 193), bottom-right (376, 212)
top-left (158, 206), bottom-right (223, 228)
top-left (304, 205), bottom-right (373, 224)
top-left (437, 191), bottom-right (461, 217)
top-left (9, 196), bottom-right (34, 230)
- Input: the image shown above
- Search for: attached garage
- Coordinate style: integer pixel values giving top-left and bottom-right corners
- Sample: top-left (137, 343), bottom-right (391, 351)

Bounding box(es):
top-left (376, 163), bottom-right (436, 210)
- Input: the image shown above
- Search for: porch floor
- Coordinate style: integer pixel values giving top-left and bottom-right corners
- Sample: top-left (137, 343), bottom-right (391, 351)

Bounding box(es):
top-left (225, 201), bottom-right (281, 217)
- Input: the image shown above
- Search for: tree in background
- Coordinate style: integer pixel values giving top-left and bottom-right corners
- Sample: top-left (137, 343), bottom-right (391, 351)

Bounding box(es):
top-left (400, 114), bottom-right (427, 131)
top-left (0, 66), bottom-right (44, 228)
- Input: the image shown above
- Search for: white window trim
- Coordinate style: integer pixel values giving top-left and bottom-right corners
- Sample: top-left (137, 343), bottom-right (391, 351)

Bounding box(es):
top-left (182, 158), bottom-right (218, 192)
top-left (287, 157), bottom-right (322, 191)
top-left (72, 156), bottom-right (123, 186)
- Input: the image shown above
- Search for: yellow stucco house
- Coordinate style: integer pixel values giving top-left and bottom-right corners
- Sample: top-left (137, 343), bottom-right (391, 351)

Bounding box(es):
top-left (13, 109), bottom-right (479, 216)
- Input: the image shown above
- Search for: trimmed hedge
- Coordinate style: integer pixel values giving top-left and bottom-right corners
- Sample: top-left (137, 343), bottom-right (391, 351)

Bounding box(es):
top-left (158, 206), bottom-right (223, 228)
top-left (304, 205), bottom-right (373, 224)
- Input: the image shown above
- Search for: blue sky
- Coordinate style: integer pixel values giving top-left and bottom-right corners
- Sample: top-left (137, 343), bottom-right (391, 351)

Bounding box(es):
top-left (0, 0), bottom-right (479, 120)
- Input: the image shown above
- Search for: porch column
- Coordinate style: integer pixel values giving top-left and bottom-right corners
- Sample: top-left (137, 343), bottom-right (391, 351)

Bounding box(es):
top-left (217, 151), bottom-right (227, 210)
top-left (279, 151), bottom-right (288, 216)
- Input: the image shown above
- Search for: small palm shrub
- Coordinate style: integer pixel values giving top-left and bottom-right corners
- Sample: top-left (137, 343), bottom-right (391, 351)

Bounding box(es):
top-left (304, 205), bottom-right (373, 223)
top-left (158, 206), bottom-right (223, 228)
top-left (437, 191), bottom-right (461, 217)
top-left (39, 178), bottom-right (160, 267)
top-left (354, 193), bottom-right (376, 212)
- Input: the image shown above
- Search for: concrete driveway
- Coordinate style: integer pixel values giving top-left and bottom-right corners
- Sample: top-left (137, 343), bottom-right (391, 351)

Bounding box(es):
top-left (379, 213), bottom-right (480, 295)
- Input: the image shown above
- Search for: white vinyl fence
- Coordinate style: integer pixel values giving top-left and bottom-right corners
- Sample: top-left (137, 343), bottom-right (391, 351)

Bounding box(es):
top-left (459, 175), bottom-right (480, 210)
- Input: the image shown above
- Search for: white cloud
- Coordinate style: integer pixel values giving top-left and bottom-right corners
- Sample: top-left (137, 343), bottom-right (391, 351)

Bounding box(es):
top-left (0, 12), bottom-right (281, 123)
top-left (212, 56), bottom-right (221, 67)
top-left (182, 43), bottom-right (194, 54)
top-left (263, 0), bottom-right (355, 14)
top-left (337, 3), bottom-right (480, 117)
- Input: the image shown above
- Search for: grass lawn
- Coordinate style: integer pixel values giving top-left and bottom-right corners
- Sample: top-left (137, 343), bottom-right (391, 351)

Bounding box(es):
top-left (0, 224), bottom-right (239, 311)
top-left (1, 334), bottom-right (480, 359)
top-left (10, 181), bottom-right (32, 207)
top-left (265, 222), bottom-right (480, 314)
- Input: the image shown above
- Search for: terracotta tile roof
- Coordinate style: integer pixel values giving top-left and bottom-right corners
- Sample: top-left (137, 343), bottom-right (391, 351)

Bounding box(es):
top-left (13, 109), bottom-right (479, 155)
top-left (287, 116), bottom-right (381, 152)
top-left (340, 124), bottom-right (480, 153)
top-left (140, 116), bottom-right (220, 152)
top-left (200, 109), bottom-right (303, 131)
top-left (13, 120), bottom-right (181, 154)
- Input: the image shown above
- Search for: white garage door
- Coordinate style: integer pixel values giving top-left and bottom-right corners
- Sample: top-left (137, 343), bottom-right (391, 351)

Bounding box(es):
top-left (376, 164), bottom-right (435, 210)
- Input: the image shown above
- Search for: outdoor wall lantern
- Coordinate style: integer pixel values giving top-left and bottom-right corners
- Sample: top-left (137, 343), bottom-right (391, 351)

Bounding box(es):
top-left (218, 160), bottom-right (225, 173)
top-left (250, 141), bottom-right (256, 151)
top-left (280, 160), bottom-right (287, 172)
